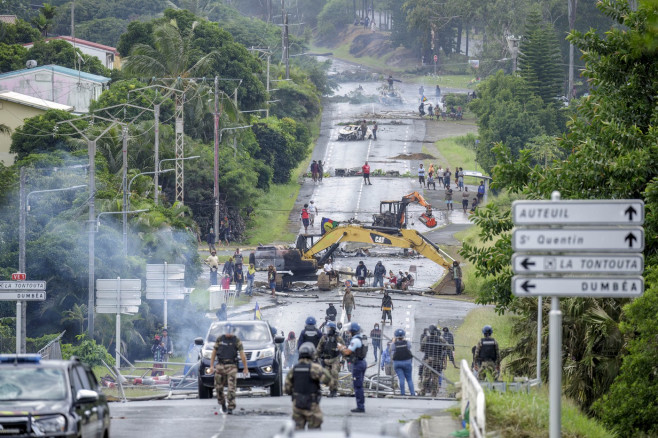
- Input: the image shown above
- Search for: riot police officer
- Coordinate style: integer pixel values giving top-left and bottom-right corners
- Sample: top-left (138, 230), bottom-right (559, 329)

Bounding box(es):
top-left (474, 325), bottom-right (500, 380)
top-left (338, 322), bottom-right (368, 413)
top-left (419, 325), bottom-right (445, 397)
top-left (316, 321), bottom-right (344, 397)
top-left (297, 316), bottom-right (323, 350)
top-left (284, 342), bottom-right (334, 430)
top-left (208, 323), bottom-right (250, 414)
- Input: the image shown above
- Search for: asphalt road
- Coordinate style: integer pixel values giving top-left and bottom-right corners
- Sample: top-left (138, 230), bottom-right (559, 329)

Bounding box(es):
top-left (110, 396), bottom-right (456, 438)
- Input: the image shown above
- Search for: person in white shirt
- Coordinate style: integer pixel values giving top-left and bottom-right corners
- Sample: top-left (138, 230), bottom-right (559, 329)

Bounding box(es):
top-left (309, 200), bottom-right (318, 226)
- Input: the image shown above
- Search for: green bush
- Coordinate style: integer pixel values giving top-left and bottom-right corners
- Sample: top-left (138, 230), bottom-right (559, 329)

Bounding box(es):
top-left (443, 93), bottom-right (469, 108)
top-left (61, 335), bottom-right (114, 367)
top-left (455, 133), bottom-right (479, 151)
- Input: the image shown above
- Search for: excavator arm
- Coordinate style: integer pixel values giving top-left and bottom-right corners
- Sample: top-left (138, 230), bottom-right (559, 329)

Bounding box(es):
top-left (402, 191), bottom-right (433, 209)
top-left (302, 224), bottom-right (454, 271)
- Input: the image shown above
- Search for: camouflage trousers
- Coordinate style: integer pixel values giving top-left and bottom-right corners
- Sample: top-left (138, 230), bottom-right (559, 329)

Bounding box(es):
top-left (477, 361), bottom-right (499, 381)
top-left (420, 358), bottom-right (443, 397)
top-left (214, 363), bottom-right (238, 409)
top-left (322, 356), bottom-right (341, 391)
top-left (292, 403), bottom-right (323, 430)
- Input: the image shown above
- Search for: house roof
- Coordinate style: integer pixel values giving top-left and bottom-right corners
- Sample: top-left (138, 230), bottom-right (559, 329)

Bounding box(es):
top-left (0, 15), bottom-right (18, 24)
top-left (23, 36), bottom-right (120, 55)
top-left (0, 64), bottom-right (111, 84)
top-left (0, 90), bottom-right (74, 112)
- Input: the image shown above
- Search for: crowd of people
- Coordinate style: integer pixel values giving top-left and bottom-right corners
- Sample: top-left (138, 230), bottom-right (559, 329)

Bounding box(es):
top-left (418, 163), bottom-right (486, 213)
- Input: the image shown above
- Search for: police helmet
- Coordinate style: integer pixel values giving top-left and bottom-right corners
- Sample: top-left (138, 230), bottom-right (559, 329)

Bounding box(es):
top-left (349, 322), bottom-right (361, 334)
top-left (326, 321), bottom-right (337, 330)
top-left (482, 325), bottom-right (493, 336)
top-left (429, 324), bottom-right (438, 333)
top-left (394, 328), bottom-right (405, 338)
top-left (224, 323), bottom-right (235, 333)
top-left (299, 342), bottom-right (316, 359)
top-left (306, 316), bottom-right (317, 326)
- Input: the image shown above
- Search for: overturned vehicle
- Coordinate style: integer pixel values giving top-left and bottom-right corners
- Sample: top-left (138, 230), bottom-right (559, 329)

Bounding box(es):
top-left (337, 125), bottom-right (373, 141)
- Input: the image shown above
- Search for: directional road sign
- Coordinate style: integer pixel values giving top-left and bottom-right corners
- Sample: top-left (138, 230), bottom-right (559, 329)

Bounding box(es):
top-left (96, 305), bottom-right (140, 314)
top-left (512, 227), bottom-right (644, 252)
top-left (96, 279), bottom-right (141, 291)
top-left (512, 254), bottom-right (644, 275)
top-left (512, 199), bottom-right (644, 225)
top-left (512, 276), bottom-right (644, 298)
top-left (0, 291), bottom-right (46, 301)
top-left (0, 281), bottom-right (46, 290)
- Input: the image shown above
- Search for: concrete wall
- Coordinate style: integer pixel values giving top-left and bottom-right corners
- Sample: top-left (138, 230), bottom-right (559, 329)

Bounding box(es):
top-left (0, 69), bottom-right (104, 113)
top-left (0, 100), bottom-right (45, 164)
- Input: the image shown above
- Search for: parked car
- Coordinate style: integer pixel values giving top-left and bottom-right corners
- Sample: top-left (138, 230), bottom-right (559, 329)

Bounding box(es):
top-left (0, 354), bottom-right (110, 438)
top-left (196, 320), bottom-right (285, 398)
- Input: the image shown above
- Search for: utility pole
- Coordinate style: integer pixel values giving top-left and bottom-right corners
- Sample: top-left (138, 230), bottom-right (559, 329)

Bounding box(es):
top-left (70, 1), bottom-right (75, 39)
top-left (153, 103), bottom-right (161, 205)
top-left (266, 52), bottom-right (271, 117)
top-left (213, 76), bottom-right (220, 245)
top-left (284, 12), bottom-right (290, 79)
top-left (122, 127), bottom-right (128, 256)
top-left (568, 0), bottom-right (578, 102)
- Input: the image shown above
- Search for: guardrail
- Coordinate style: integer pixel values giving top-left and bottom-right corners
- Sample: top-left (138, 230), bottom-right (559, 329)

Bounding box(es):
top-left (460, 359), bottom-right (485, 438)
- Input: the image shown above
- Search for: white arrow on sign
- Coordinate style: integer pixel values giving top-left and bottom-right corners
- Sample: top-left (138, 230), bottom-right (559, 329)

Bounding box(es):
top-left (512, 227), bottom-right (644, 252)
top-left (512, 199), bottom-right (644, 225)
top-left (512, 254), bottom-right (645, 274)
top-left (512, 276), bottom-right (644, 298)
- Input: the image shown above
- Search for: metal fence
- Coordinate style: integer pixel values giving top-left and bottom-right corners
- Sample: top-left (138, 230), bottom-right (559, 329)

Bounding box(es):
top-left (460, 359), bottom-right (486, 438)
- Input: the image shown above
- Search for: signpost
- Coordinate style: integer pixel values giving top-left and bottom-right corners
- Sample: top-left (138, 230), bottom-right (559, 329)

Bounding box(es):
top-left (0, 279), bottom-right (47, 352)
top-left (96, 277), bottom-right (142, 366)
top-left (0, 291), bottom-right (46, 301)
top-left (511, 193), bottom-right (645, 438)
top-left (145, 263), bottom-right (185, 328)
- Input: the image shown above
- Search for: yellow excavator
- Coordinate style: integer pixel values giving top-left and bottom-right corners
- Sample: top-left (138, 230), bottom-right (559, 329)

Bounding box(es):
top-left (253, 224), bottom-right (454, 290)
top-left (373, 191), bottom-right (438, 229)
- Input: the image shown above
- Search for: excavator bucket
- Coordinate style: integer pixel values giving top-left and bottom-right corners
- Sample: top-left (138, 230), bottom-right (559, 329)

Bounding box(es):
top-left (419, 213), bottom-right (437, 228)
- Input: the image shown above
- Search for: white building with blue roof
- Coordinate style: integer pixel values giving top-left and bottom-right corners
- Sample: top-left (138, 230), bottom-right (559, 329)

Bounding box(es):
top-left (0, 64), bottom-right (110, 113)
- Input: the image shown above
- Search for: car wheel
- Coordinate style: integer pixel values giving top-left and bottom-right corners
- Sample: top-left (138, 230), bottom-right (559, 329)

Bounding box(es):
top-left (269, 360), bottom-right (283, 397)
top-left (198, 377), bottom-right (212, 399)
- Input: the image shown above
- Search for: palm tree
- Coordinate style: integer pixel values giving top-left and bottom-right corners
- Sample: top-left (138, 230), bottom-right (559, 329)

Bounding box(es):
top-left (62, 303), bottom-right (87, 335)
top-left (31, 3), bottom-right (57, 37)
top-left (122, 20), bottom-right (216, 204)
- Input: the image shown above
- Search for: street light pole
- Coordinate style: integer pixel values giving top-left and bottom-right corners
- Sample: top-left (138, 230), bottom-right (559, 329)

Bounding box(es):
top-left (122, 127), bottom-right (128, 257)
top-left (17, 175), bottom-right (85, 353)
top-left (214, 76), bottom-right (220, 244)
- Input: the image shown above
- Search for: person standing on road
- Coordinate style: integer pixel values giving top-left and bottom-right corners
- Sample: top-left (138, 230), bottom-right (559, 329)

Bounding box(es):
top-left (435, 85), bottom-right (441, 99)
top-left (381, 289), bottom-right (393, 325)
top-left (442, 327), bottom-right (458, 368)
top-left (445, 185), bottom-right (454, 211)
top-left (222, 257), bottom-right (234, 283)
top-left (297, 316), bottom-right (323, 350)
top-left (477, 180), bottom-right (485, 204)
top-left (268, 265), bottom-right (277, 297)
top-left (360, 120), bottom-right (368, 140)
top-left (285, 342), bottom-right (334, 430)
top-left (474, 325), bottom-right (500, 381)
top-left (370, 323), bottom-right (382, 361)
top-left (443, 168), bottom-right (451, 189)
top-left (326, 303), bottom-right (337, 322)
top-left (427, 174), bottom-right (436, 190)
top-left (356, 261), bottom-right (368, 286)
top-left (419, 85), bottom-right (425, 99)
top-left (209, 323), bottom-right (250, 414)
top-left (234, 266), bottom-right (244, 297)
top-left (301, 204), bottom-right (311, 234)
top-left (233, 248), bottom-right (243, 270)
top-left (317, 322), bottom-right (344, 397)
top-left (372, 121), bottom-right (378, 140)
top-left (151, 335), bottom-right (166, 376)
top-left (437, 165), bottom-right (445, 189)
top-left (206, 250), bottom-right (219, 286)
top-left (309, 200), bottom-right (318, 227)
top-left (372, 261), bottom-right (386, 287)
top-left (318, 160), bottom-right (324, 182)
top-left (420, 325), bottom-right (445, 397)
top-left (381, 341), bottom-right (393, 375)
top-left (310, 160), bottom-right (319, 183)
top-left (207, 227), bottom-right (216, 253)
top-left (215, 303), bottom-right (228, 321)
top-left (338, 322), bottom-right (368, 413)
top-left (451, 261), bottom-right (462, 295)
top-left (342, 285), bottom-right (356, 322)
top-left (462, 187), bottom-right (470, 213)
top-left (362, 161), bottom-right (372, 185)
top-left (458, 167), bottom-right (464, 191)
top-left (161, 328), bottom-right (173, 366)
top-left (418, 163), bottom-right (426, 188)
top-left (245, 264), bottom-right (256, 296)
top-left (391, 329), bottom-right (415, 396)
top-left (284, 331), bottom-right (298, 368)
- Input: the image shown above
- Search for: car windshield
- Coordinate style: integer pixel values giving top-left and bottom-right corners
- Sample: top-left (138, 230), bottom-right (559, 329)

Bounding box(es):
top-left (207, 322), bottom-right (272, 344)
top-left (0, 367), bottom-right (67, 401)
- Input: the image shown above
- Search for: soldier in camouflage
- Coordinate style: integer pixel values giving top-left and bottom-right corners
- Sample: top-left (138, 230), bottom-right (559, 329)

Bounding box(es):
top-left (285, 342), bottom-right (334, 430)
top-left (316, 321), bottom-right (344, 397)
top-left (474, 325), bottom-right (500, 381)
top-left (209, 323), bottom-right (250, 414)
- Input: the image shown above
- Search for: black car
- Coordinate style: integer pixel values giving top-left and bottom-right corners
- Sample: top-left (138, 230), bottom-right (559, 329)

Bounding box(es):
top-left (196, 320), bottom-right (285, 398)
top-left (0, 354), bottom-right (110, 438)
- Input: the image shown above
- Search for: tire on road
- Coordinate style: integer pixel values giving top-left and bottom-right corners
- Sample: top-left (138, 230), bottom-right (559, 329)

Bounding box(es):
top-left (269, 362), bottom-right (283, 397)
top-left (198, 378), bottom-right (213, 399)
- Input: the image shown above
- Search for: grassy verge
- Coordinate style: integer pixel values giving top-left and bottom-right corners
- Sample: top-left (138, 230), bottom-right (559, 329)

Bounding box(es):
top-left (407, 75), bottom-right (478, 89)
top-left (484, 390), bottom-right (615, 438)
top-left (443, 306), bottom-right (516, 384)
top-left (428, 136), bottom-right (486, 186)
top-left (310, 41), bottom-right (405, 73)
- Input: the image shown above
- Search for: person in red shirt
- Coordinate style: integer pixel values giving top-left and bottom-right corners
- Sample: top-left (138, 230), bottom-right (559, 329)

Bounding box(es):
top-left (362, 161), bottom-right (372, 185)
top-left (301, 203), bottom-right (310, 233)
